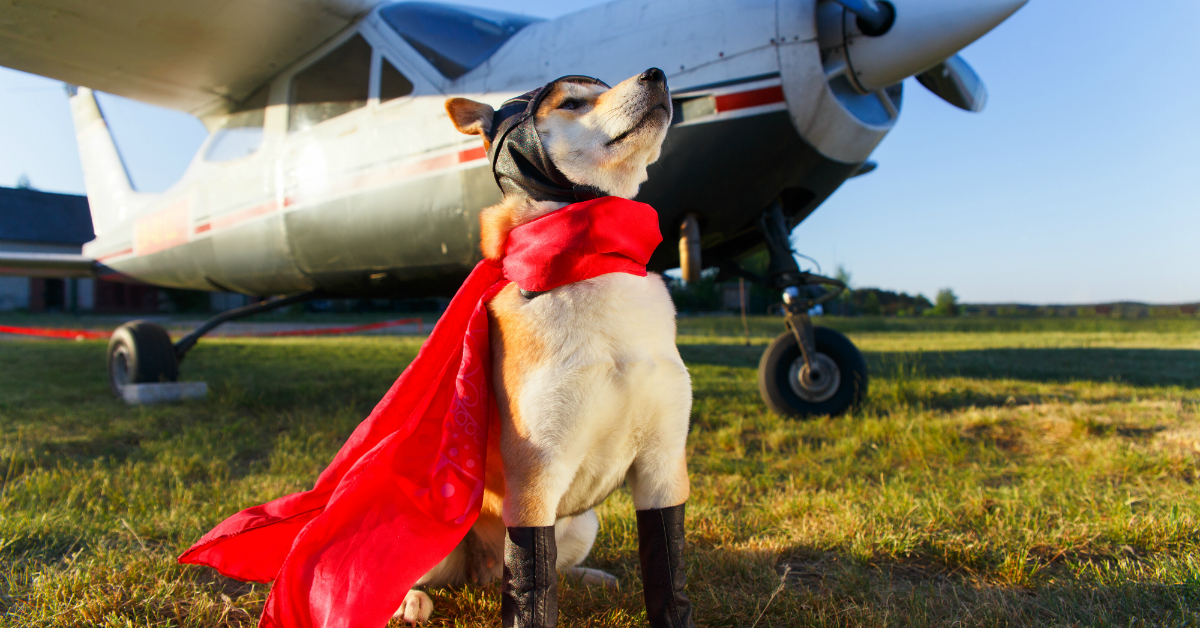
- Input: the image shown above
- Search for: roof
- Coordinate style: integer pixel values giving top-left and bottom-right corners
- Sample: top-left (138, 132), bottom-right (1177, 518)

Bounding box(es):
top-left (0, 187), bottom-right (95, 246)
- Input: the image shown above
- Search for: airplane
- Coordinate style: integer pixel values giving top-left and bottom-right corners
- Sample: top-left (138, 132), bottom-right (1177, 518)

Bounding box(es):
top-left (0, 0), bottom-right (1027, 417)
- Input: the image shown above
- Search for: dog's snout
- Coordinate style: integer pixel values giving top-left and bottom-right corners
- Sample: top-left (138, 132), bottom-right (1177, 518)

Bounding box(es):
top-left (639, 67), bottom-right (665, 84)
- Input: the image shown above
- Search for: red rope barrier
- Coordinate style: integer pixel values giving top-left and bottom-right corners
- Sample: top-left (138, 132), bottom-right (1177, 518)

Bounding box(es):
top-left (218, 318), bottom-right (425, 337)
top-left (0, 325), bottom-right (110, 340)
top-left (0, 318), bottom-right (427, 341)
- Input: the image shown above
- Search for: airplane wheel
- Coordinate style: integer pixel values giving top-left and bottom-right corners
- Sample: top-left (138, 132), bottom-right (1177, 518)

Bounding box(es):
top-left (758, 327), bottom-right (867, 418)
top-left (107, 320), bottom-right (178, 396)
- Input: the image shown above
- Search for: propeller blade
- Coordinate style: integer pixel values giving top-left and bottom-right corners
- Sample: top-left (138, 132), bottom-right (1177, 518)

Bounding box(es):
top-left (830, 0), bottom-right (895, 36)
top-left (916, 54), bottom-right (988, 112)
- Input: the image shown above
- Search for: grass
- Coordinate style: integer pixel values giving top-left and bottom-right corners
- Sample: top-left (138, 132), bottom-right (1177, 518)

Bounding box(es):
top-left (2, 316), bottom-right (1199, 626)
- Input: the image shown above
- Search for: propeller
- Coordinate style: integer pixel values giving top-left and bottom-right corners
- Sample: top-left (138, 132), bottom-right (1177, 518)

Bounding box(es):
top-left (916, 54), bottom-right (988, 112)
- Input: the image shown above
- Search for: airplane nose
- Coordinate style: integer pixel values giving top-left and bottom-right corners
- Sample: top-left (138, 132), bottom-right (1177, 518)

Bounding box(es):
top-left (639, 67), bottom-right (665, 83)
top-left (843, 0), bottom-right (1028, 92)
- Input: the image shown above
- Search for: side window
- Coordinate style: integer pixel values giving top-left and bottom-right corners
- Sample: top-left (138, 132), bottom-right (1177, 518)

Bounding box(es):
top-left (289, 34), bottom-right (372, 132)
top-left (205, 86), bottom-right (269, 162)
top-left (380, 58), bottom-right (414, 103)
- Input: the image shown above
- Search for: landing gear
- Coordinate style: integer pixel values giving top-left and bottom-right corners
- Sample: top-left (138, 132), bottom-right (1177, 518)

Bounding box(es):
top-left (759, 325), bottom-right (867, 418)
top-left (707, 198), bottom-right (868, 417)
top-left (107, 320), bottom-right (178, 395)
top-left (105, 290), bottom-right (324, 399)
top-left (758, 200), bottom-right (867, 417)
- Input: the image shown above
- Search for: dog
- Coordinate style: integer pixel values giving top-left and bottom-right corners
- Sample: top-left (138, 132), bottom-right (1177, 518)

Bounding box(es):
top-left (391, 69), bottom-right (695, 627)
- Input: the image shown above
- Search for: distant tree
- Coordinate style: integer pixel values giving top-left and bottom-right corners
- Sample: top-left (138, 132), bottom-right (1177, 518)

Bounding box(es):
top-left (848, 287), bottom-right (930, 316)
top-left (835, 264), bottom-right (852, 289)
top-left (862, 290), bottom-right (882, 315)
top-left (928, 288), bottom-right (959, 317)
top-left (828, 264), bottom-right (853, 315)
top-left (15, 173), bottom-right (33, 189)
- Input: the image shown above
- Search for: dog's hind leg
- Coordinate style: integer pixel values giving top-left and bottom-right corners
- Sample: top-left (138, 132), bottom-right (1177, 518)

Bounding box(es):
top-left (394, 518), bottom-right (505, 625)
top-left (394, 588), bottom-right (433, 626)
top-left (556, 509), bottom-right (618, 588)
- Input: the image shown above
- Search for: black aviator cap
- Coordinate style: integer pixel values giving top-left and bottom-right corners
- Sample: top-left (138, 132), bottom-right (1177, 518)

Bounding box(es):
top-left (486, 75), bottom-right (611, 204)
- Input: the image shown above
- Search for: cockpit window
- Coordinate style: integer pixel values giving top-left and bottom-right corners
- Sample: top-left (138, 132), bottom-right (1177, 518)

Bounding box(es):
top-left (205, 85), bottom-right (269, 162)
top-left (380, 58), bottom-right (415, 102)
top-left (289, 34), bottom-right (372, 132)
top-left (379, 2), bottom-right (541, 79)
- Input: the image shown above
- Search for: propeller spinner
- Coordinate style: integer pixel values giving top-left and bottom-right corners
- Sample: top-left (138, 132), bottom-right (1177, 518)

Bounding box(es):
top-left (822, 0), bottom-right (1026, 113)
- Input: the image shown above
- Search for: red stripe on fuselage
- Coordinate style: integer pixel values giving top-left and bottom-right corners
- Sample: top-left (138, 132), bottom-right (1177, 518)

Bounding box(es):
top-left (458, 146), bottom-right (486, 163)
top-left (714, 85), bottom-right (785, 112)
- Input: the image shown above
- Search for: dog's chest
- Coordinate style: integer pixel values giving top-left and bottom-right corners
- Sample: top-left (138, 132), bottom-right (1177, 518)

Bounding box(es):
top-left (489, 272), bottom-right (687, 500)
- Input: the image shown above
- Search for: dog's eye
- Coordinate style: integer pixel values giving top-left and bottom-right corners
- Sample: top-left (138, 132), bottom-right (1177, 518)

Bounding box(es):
top-left (558, 98), bottom-right (584, 111)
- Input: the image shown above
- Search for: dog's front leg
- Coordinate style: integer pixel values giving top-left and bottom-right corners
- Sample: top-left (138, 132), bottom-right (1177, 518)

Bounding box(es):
top-left (499, 451), bottom-right (571, 628)
top-left (636, 503), bottom-right (694, 628)
top-left (501, 484), bottom-right (564, 628)
top-left (502, 525), bottom-right (558, 628)
top-left (629, 444), bottom-right (696, 628)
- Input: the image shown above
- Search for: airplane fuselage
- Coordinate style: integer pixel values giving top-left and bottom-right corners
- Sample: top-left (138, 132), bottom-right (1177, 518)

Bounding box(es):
top-left (80, 0), bottom-right (899, 298)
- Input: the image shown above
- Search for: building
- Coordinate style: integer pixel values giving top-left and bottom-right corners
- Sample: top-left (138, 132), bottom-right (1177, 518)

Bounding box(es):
top-left (0, 186), bottom-right (95, 311)
top-left (0, 185), bottom-right (166, 313)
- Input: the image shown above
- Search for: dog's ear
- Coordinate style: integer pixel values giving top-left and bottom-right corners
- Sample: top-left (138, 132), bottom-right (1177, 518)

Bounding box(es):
top-left (445, 98), bottom-right (495, 143)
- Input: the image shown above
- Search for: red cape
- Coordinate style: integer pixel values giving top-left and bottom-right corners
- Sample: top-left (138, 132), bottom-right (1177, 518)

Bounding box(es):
top-left (179, 196), bottom-right (662, 628)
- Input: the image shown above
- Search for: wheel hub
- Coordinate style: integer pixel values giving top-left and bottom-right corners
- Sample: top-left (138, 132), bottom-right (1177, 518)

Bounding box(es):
top-left (788, 352), bottom-right (841, 403)
top-left (111, 346), bottom-right (131, 387)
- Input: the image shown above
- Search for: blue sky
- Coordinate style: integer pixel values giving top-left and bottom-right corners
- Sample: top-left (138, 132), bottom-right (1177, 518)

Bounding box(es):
top-left (1, 0), bottom-right (1196, 304)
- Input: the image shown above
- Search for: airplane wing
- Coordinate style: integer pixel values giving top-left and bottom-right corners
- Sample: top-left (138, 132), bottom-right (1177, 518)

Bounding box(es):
top-left (0, 0), bottom-right (384, 121)
top-left (0, 252), bottom-right (95, 278)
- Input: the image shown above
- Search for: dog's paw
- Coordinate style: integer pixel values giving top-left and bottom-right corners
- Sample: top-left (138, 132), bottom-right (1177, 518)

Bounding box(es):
top-left (567, 567), bottom-right (618, 589)
top-left (393, 589), bottom-right (433, 625)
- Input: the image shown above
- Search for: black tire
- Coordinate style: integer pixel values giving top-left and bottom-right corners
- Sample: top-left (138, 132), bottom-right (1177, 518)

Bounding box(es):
top-left (758, 326), bottom-right (867, 418)
top-left (106, 320), bottom-right (179, 396)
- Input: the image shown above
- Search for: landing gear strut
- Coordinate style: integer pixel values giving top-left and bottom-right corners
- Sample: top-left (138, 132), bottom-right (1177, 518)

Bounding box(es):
top-left (720, 199), bottom-right (868, 418)
top-left (105, 291), bottom-right (324, 397)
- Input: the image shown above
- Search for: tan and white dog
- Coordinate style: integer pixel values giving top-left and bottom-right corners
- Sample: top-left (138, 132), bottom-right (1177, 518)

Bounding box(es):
top-left (393, 70), bottom-right (694, 627)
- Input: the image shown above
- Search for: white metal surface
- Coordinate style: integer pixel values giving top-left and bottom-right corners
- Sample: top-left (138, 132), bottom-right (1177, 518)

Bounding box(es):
top-left (843, 0), bottom-right (1028, 92)
top-left (780, 0), bottom-right (894, 163)
top-left (70, 88), bottom-right (155, 237)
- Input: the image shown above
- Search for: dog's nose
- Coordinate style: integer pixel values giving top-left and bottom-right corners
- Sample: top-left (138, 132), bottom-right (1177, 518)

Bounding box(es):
top-left (639, 67), bottom-right (665, 83)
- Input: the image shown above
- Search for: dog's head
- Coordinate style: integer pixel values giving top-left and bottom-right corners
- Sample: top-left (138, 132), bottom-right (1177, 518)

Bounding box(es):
top-left (446, 69), bottom-right (672, 201)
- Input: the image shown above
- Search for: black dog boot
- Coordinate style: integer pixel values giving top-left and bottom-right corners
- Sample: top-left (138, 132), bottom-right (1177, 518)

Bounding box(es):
top-left (502, 526), bottom-right (558, 628)
top-left (636, 503), bottom-right (696, 628)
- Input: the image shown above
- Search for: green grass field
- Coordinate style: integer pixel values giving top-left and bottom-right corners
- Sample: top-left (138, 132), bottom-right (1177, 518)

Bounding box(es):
top-left (2, 316), bottom-right (1199, 627)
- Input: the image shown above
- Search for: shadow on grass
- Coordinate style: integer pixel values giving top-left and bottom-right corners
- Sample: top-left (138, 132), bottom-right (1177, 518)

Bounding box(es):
top-left (0, 529), bottom-right (88, 564)
top-left (678, 344), bottom-right (1200, 389)
top-left (35, 431), bottom-right (145, 464)
top-left (897, 348), bottom-right (1200, 389)
top-left (772, 547), bottom-right (1200, 626)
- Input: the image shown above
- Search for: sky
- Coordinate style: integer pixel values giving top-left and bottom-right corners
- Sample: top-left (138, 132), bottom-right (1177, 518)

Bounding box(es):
top-left (1, 0), bottom-right (1197, 304)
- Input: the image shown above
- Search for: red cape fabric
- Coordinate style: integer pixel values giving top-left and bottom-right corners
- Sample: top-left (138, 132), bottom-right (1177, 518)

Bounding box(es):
top-left (178, 196), bottom-right (662, 628)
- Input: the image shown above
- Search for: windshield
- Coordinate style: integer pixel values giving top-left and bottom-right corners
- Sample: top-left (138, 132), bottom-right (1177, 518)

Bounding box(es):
top-left (379, 2), bottom-right (541, 79)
